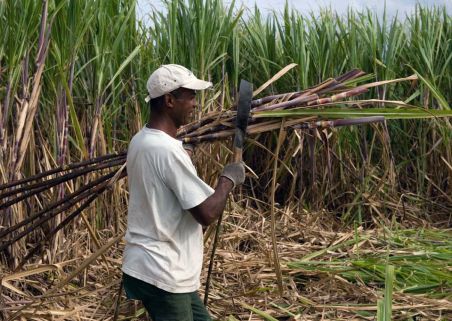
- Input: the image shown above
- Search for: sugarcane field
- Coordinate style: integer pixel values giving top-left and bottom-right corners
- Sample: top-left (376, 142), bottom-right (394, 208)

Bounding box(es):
top-left (1, 0), bottom-right (452, 320)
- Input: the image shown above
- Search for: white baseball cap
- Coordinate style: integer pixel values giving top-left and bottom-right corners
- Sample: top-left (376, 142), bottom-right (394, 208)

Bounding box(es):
top-left (145, 64), bottom-right (212, 102)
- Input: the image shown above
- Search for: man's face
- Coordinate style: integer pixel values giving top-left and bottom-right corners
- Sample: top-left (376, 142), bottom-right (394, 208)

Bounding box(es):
top-left (168, 88), bottom-right (197, 128)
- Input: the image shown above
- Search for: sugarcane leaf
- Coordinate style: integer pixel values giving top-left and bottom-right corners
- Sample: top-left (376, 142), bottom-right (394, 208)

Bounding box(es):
top-left (44, 233), bottom-right (124, 297)
top-left (1, 281), bottom-right (27, 296)
top-left (404, 90), bottom-right (420, 104)
top-left (411, 67), bottom-right (450, 110)
top-left (253, 63), bottom-right (298, 97)
top-left (239, 302), bottom-right (279, 321)
top-left (101, 45), bottom-right (141, 96)
top-left (254, 107), bottom-right (452, 120)
top-left (384, 265), bottom-right (395, 321)
top-left (66, 80), bottom-right (87, 159)
top-left (342, 73), bottom-right (375, 87)
top-left (376, 299), bottom-right (384, 321)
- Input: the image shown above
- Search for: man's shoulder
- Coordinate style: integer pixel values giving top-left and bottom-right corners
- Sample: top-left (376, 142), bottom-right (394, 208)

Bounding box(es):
top-left (130, 129), bottom-right (178, 149)
top-left (129, 131), bottom-right (185, 162)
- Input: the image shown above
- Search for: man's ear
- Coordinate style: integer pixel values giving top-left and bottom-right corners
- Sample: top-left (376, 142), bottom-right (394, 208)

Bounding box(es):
top-left (164, 93), bottom-right (175, 109)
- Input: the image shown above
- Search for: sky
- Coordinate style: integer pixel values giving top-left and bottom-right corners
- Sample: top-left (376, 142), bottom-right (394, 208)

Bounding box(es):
top-left (137, 0), bottom-right (452, 21)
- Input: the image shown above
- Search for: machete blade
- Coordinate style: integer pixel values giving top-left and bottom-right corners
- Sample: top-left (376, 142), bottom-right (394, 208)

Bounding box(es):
top-left (236, 80), bottom-right (253, 132)
top-left (233, 79), bottom-right (253, 161)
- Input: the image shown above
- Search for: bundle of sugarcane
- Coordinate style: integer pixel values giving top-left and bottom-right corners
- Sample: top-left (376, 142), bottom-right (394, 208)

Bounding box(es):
top-left (179, 68), bottom-right (381, 143)
top-left (0, 68), bottom-right (430, 268)
top-left (0, 152), bottom-right (127, 269)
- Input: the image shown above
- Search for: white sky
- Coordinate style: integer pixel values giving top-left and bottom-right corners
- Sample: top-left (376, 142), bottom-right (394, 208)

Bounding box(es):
top-left (137, 0), bottom-right (452, 21)
top-left (236, 0), bottom-right (452, 16)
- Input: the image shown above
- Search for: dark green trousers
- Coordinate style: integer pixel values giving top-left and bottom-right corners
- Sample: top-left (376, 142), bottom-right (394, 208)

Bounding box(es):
top-left (123, 273), bottom-right (212, 321)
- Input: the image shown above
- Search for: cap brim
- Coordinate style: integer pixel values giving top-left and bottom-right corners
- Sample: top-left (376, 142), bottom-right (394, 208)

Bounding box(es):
top-left (182, 78), bottom-right (212, 91)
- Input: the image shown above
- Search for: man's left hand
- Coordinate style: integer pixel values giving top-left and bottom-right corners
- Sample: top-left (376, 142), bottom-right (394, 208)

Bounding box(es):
top-left (183, 143), bottom-right (195, 157)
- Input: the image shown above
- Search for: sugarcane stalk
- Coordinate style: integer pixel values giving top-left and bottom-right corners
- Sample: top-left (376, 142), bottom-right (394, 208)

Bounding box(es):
top-left (183, 117), bottom-right (317, 144)
top-left (177, 110), bottom-right (230, 138)
top-left (249, 70), bottom-right (359, 108)
top-left (252, 94), bottom-right (319, 112)
top-left (1, 184), bottom-right (51, 212)
top-left (203, 209), bottom-right (223, 306)
top-left (303, 78), bottom-right (339, 96)
top-left (0, 158), bottom-right (125, 205)
top-left (180, 69), bottom-right (369, 137)
top-left (182, 129), bottom-right (236, 144)
top-left (292, 116), bottom-right (385, 129)
top-left (14, 169), bottom-right (127, 271)
top-left (183, 123), bottom-right (231, 138)
top-left (14, 193), bottom-right (103, 271)
top-left (0, 171), bottom-right (118, 246)
top-left (271, 69), bottom-right (362, 100)
top-left (0, 151), bottom-right (126, 191)
top-left (335, 68), bottom-right (366, 82)
top-left (182, 114), bottom-right (235, 138)
top-left (307, 87), bottom-right (369, 106)
top-left (270, 119), bottom-right (285, 295)
top-left (180, 83), bottom-right (343, 138)
top-left (10, 0), bottom-right (50, 180)
top-left (251, 91), bottom-right (301, 107)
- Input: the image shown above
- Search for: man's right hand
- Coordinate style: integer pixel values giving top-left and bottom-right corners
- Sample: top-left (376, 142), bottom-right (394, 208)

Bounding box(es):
top-left (220, 162), bottom-right (246, 187)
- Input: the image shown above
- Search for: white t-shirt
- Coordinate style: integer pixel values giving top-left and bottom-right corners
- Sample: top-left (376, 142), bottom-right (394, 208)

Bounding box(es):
top-left (122, 127), bottom-right (214, 293)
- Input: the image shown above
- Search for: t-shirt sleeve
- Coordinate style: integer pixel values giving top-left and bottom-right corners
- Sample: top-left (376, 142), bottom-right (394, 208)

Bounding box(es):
top-left (161, 148), bottom-right (214, 210)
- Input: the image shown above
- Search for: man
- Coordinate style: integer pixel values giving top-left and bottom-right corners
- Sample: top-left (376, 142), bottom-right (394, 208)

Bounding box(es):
top-left (122, 64), bottom-right (245, 321)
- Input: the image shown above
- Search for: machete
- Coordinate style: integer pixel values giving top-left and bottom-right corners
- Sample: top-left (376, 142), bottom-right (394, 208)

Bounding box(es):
top-left (233, 79), bottom-right (253, 162)
top-left (204, 79), bottom-right (253, 306)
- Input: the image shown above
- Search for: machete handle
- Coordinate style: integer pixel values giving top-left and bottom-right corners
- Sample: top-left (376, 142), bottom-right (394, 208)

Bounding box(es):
top-left (233, 147), bottom-right (243, 162)
top-left (233, 128), bottom-right (245, 162)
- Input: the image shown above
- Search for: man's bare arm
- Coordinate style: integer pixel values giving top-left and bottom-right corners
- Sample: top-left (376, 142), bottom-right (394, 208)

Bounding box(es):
top-left (188, 162), bottom-right (245, 226)
top-left (189, 177), bottom-right (234, 226)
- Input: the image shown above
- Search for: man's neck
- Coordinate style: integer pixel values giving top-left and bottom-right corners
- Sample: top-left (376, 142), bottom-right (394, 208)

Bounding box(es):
top-left (146, 116), bottom-right (178, 138)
